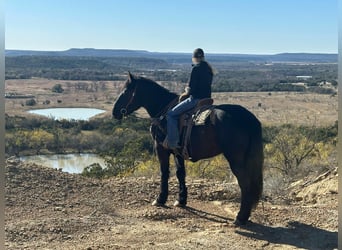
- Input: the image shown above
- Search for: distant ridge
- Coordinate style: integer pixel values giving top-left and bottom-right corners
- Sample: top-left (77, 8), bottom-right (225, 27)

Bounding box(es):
top-left (268, 53), bottom-right (338, 63)
top-left (5, 49), bottom-right (337, 63)
top-left (5, 48), bottom-right (150, 57)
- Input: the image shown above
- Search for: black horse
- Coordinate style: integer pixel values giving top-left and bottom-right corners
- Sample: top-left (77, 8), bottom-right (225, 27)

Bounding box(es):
top-left (112, 72), bottom-right (263, 225)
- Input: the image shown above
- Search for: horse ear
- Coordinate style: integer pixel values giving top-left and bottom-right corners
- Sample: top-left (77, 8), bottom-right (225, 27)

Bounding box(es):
top-left (128, 71), bottom-right (134, 82)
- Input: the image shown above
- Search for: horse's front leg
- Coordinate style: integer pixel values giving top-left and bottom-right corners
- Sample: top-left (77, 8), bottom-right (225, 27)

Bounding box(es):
top-left (174, 154), bottom-right (187, 207)
top-left (152, 144), bottom-right (170, 206)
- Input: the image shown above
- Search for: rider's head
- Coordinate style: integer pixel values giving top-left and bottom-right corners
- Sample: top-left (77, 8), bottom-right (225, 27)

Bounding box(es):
top-left (192, 48), bottom-right (205, 64)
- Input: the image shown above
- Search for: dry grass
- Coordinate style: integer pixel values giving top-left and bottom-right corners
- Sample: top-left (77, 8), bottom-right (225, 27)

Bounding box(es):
top-left (213, 91), bottom-right (337, 126)
top-left (5, 79), bottom-right (123, 118)
top-left (5, 79), bottom-right (338, 126)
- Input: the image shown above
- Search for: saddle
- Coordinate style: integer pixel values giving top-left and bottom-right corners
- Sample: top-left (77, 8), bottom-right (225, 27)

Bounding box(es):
top-left (178, 98), bottom-right (215, 159)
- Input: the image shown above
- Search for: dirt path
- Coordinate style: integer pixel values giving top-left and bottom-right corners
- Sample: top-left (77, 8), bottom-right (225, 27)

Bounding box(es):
top-left (5, 160), bottom-right (337, 249)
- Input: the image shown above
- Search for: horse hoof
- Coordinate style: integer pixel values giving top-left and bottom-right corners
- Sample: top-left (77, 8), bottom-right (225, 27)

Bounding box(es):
top-left (152, 200), bottom-right (164, 207)
top-left (234, 218), bottom-right (247, 226)
top-left (173, 200), bottom-right (186, 208)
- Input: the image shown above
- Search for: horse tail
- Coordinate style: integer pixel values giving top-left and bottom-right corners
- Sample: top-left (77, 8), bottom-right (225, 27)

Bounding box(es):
top-left (245, 119), bottom-right (264, 209)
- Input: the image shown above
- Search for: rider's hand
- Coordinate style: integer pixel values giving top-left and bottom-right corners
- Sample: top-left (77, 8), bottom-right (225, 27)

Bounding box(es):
top-left (179, 92), bottom-right (189, 102)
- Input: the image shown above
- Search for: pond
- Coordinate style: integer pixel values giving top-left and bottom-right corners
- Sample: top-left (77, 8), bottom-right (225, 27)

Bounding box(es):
top-left (28, 108), bottom-right (106, 120)
top-left (20, 153), bottom-right (106, 174)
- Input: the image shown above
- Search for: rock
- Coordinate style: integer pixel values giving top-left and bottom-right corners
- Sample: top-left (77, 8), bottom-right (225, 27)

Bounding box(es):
top-left (212, 201), bottom-right (222, 206)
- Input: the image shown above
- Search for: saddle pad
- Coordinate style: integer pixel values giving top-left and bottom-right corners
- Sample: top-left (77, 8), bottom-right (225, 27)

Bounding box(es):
top-left (193, 108), bottom-right (213, 125)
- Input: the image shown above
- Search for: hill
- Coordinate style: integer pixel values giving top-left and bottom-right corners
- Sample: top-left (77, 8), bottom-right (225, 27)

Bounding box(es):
top-left (5, 48), bottom-right (338, 63)
top-left (5, 159), bottom-right (337, 249)
top-left (5, 49), bottom-right (338, 92)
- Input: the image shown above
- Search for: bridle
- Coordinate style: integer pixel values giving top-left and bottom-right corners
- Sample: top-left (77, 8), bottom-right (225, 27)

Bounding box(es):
top-left (120, 84), bottom-right (138, 116)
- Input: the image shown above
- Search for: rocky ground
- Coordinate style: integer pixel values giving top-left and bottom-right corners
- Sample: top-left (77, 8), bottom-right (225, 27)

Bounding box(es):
top-left (5, 159), bottom-right (338, 250)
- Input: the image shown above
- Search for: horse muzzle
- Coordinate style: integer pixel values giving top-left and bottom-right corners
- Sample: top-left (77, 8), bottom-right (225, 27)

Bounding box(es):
top-left (120, 108), bottom-right (127, 116)
top-left (112, 108), bottom-right (126, 120)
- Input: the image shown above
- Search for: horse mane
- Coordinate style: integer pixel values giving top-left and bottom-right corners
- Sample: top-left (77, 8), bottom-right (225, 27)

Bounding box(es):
top-left (135, 76), bottom-right (175, 95)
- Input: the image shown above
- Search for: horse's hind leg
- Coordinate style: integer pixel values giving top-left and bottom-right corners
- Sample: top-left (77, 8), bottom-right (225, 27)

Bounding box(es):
top-left (174, 154), bottom-right (187, 207)
top-left (225, 154), bottom-right (254, 225)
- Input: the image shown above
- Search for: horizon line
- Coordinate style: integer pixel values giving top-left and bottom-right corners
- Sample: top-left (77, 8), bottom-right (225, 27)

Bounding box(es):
top-left (4, 48), bottom-right (338, 55)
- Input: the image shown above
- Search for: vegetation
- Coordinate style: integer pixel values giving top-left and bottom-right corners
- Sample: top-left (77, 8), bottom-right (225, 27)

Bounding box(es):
top-left (25, 98), bottom-right (36, 106)
top-left (264, 124), bottom-right (336, 176)
top-left (5, 56), bottom-right (337, 94)
top-left (5, 114), bottom-right (337, 184)
top-left (5, 56), bottom-right (167, 81)
top-left (52, 83), bottom-right (64, 93)
top-left (4, 54), bottom-right (338, 185)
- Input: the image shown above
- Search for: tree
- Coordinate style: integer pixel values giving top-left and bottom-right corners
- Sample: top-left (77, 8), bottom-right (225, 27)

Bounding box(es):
top-left (52, 84), bottom-right (64, 93)
top-left (5, 130), bottom-right (30, 156)
top-left (28, 129), bottom-right (54, 154)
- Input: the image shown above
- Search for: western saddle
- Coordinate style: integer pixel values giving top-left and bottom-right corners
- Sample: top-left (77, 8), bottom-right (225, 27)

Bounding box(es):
top-left (178, 98), bottom-right (215, 159)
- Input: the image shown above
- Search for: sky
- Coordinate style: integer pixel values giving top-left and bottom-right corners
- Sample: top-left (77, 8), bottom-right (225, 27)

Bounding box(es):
top-left (5, 0), bottom-right (338, 54)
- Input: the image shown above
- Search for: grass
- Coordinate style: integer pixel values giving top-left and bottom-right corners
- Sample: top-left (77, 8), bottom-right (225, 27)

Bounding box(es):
top-left (6, 79), bottom-right (337, 197)
top-left (5, 79), bottom-right (337, 126)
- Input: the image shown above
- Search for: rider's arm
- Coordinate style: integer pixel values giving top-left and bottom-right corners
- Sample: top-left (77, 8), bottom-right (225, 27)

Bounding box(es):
top-left (187, 64), bottom-right (200, 96)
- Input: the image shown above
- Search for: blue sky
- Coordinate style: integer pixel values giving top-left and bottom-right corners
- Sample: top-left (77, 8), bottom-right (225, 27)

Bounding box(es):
top-left (5, 0), bottom-right (338, 54)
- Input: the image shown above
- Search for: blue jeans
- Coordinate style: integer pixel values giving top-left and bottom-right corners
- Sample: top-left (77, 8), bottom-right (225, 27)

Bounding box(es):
top-left (166, 96), bottom-right (199, 147)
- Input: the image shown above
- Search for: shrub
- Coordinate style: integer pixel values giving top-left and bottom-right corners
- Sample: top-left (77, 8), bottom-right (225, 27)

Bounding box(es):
top-left (186, 155), bottom-right (232, 181)
top-left (29, 129), bottom-right (54, 154)
top-left (25, 98), bottom-right (36, 106)
top-left (52, 84), bottom-right (64, 93)
top-left (82, 163), bottom-right (105, 178)
top-left (264, 125), bottom-right (336, 178)
top-left (133, 159), bottom-right (160, 177)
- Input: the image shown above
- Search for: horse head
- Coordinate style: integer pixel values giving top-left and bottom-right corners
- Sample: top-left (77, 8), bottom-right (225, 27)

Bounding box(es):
top-left (112, 72), bottom-right (141, 120)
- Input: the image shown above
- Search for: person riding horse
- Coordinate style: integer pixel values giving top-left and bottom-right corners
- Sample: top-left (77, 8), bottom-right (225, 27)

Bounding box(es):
top-left (113, 70), bottom-right (264, 225)
top-left (163, 48), bottom-right (214, 150)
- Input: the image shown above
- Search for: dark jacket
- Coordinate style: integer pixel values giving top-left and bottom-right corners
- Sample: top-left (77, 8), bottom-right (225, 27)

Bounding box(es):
top-left (188, 61), bottom-right (213, 99)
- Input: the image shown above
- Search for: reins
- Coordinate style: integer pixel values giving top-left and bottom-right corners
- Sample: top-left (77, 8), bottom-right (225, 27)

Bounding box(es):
top-left (150, 96), bottom-right (179, 128)
top-left (153, 96), bottom-right (179, 119)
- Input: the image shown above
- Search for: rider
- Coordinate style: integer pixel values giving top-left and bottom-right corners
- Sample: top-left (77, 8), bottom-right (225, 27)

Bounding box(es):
top-left (163, 48), bottom-right (214, 150)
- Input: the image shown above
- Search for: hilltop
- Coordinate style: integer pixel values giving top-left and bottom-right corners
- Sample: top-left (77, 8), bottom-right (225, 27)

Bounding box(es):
top-left (5, 48), bottom-right (338, 63)
top-left (5, 159), bottom-right (337, 249)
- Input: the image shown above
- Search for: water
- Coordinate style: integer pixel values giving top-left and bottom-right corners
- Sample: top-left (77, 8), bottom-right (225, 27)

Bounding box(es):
top-left (28, 108), bottom-right (106, 120)
top-left (20, 153), bottom-right (106, 174)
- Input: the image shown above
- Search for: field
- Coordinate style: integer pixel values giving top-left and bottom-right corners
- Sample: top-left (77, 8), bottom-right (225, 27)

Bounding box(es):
top-left (5, 79), bottom-right (122, 119)
top-left (5, 78), bottom-right (338, 126)
top-left (5, 78), bottom-right (338, 249)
